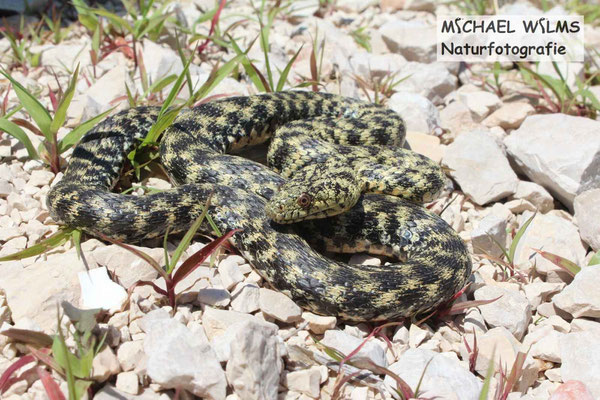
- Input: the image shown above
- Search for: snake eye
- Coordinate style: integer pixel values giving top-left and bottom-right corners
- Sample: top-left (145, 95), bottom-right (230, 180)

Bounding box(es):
top-left (297, 193), bottom-right (312, 209)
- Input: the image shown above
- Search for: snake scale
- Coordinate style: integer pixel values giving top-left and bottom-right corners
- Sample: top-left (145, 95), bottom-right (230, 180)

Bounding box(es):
top-left (47, 91), bottom-right (472, 321)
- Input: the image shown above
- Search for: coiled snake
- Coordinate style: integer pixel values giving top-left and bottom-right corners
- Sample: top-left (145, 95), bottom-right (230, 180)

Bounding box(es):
top-left (47, 91), bottom-right (471, 321)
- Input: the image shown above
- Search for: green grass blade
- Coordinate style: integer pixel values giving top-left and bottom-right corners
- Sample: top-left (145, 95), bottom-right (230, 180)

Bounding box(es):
top-left (148, 74), bottom-right (178, 94)
top-left (228, 35), bottom-right (267, 92)
top-left (0, 228), bottom-right (74, 262)
top-left (58, 107), bottom-right (115, 153)
top-left (90, 8), bottom-right (133, 34)
top-left (478, 349), bottom-right (495, 400)
top-left (0, 70), bottom-right (52, 137)
top-left (168, 195), bottom-right (212, 274)
top-left (276, 44), bottom-right (303, 92)
top-left (0, 117), bottom-right (39, 159)
top-left (508, 213), bottom-right (535, 264)
top-left (50, 64), bottom-right (79, 135)
top-left (192, 54), bottom-right (244, 102)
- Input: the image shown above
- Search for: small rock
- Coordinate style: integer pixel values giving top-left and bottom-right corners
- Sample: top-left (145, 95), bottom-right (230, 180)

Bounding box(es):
top-left (553, 265), bottom-right (600, 318)
top-left (474, 285), bottom-right (532, 340)
top-left (573, 189), bottom-right (600, 251)
top-left (408, 323), bottom-right (431, 348)
top-left (349, 52), bottom-right (406, 79)
top-left (406, 132), bottom-right (443, 163)
top-left (549, 380), bottom-right (595, 400)
top-left (531, 330), bottom-right (563, 363)
top-left (230, 283), bottom-right (260, 313)
top-left (443, 130), bottom-right (519, 205)
top-left (321, 330), bottom-right (387, 369)
top-left (92, 345), bottom-right (121, 382)
top-left (217, 257), bottom-right (244, 290)
top-left (571, 318), bottom-right (600, 335)
top-left (396, 62), bottom-right (457, 104)
top-left (115, 371), bottom-right (139, 395)
top-left (0, 179), bottom-right (13, 197)
top-left (92, 244), bottom-right (164, 288)
top-left (560, 331), bottom-right (600, 398)
top-left (388, 92), bottom-right (440, 134)
top-left (482, 102), bottom-right (535, 130)
top-left (225, 320), bottom-right (283, 400)
top-left (440, 100), bottom-right (479, 138)
top-left (384, 348), bottom-right (482, 399)
top-left (27, 170), bottom-right (55, 187)
top-left (202, 307), bottom-right (278, 340)
top-left (523, 281), bottom-right (564, 309)
top-left (471, 214), bottom-right (507, 257)
top-left (283, 367), bottom-right (322, 398)
top-left (381, 0), bottom-right (435, 11)
top-left (505, 114), bottom-right (600, 210)
top-left (259, 288), bottom-right (302, 323)
top-left (379, 20), bottom-right (436, 63)
top-left (116, 340), bottom-right (145, 372)
top-left (512, 181), bottom-right (554, 213)
top-left (457, 90), bottom-right (502, 121)
top-left (513, 212), bottom-right (587, 280)
top-left (302, 312), bottom-right (337, 334)
top-left (145, 318), bottom-right (226, 400)
top-left (197, 287), bottom-right (231, 307)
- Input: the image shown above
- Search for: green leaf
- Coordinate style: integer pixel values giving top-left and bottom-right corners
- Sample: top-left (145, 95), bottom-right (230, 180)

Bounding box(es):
top-left (148, 74), bottom-right (178, 94)
top-left (61, 301), bottom-right (101, 334)
top-left (588, 250), bottom-right (600, 266)
top-left (168, 196), bottom-right (212, 274)
top-left (0, 117), bottom-right (39, 159)
top-left (0, 228), bottom-right (74, 261)
top-left (90, 8), bottom-right (133, 34)
top-left (58, 107), bottom-right (115, 154)
top-left (228, 35), bottom-right (266, 92)
top-left (192, 54), bottom-right (244, 102)
top-left (50, 64), bottom-right (79, 136)
top-left (276, 44), bottom-right (303, 92)
top-left (533, 249), bottom-right (581, 276)
top-left (478, 347), bottom-right (496, 400)
top-left (0, 70), bottom-right (52, 137)
top-left (508, 213), bottom-right (535, 264)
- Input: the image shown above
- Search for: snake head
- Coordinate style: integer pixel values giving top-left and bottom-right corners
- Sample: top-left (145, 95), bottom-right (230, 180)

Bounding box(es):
top-left (265, 162), bottom-right (362, 224)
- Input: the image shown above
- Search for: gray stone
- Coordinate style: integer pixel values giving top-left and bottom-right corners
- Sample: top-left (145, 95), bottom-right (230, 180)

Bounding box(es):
top-left (144, 318), bottom-right (226, 400)
top-left (259, 288), bottom-right (302, 323)
top-left (560, 331), bottom-right (600, 398)
top-left (482, 102), bottom-right (534, 130)
top-left (379, 20), bottom-right (436, 63)
top-left (321, 330), bottom-right (387, 370)
top-left (443, 130), bottom-right (519, 205)
top-left (474, 285), bottom-right (532, 340)
top-left (225, 320), bottom-right (283, 400)
top-left (505, 114), bottom-right (600, 210)
top-left (512, 181), bottom-right (554, 213)
top-left (384, 348), bottom-right (481, 400)
top-left (395, 62), bottom-right (457, 105)
top-left (387, 92), bottom-right (440, 134)
top-left (513, 212), bottom-right (587, 280)
top-left (553, 265), bottom-right (600, 318)
top-left (471, 214), bottom-right (508, 257)
top-left (574, 189), bottom-right (600, 250)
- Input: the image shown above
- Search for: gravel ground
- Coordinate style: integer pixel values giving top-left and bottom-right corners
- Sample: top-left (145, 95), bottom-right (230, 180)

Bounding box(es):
top-left (0, 0), bottom-right (599, 399)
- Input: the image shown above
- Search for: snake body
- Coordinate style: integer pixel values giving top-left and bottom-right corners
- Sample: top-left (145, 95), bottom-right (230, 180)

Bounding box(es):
top-left (47, 91), bottom-right (472, 321)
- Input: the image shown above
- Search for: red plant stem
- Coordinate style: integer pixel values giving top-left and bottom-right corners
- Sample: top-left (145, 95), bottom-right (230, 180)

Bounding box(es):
top-left (197, 0), bottom-right (226, 55)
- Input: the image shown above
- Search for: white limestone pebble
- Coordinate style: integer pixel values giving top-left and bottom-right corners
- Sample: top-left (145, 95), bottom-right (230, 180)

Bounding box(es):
top-left (144, 317), bottom-right (226, 400)
top-left (505, 114), bottom-right (600, 210)
top-left (259, 288), bottom-right (302, 323)
top-left (384, 348), bottom-right (481, 399)
top-left (225, 320), bottom-right (283, 400)
top-left (443, 130), bottom-right (519, 205)
top-left (474, 285), bottom-right (532, 340)
top-left (553, 265), bottom-right (600, 318)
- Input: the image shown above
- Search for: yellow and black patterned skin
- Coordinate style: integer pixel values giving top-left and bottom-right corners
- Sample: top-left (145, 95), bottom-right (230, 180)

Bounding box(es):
top-left (47, 91), bottom-right (472, 321)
